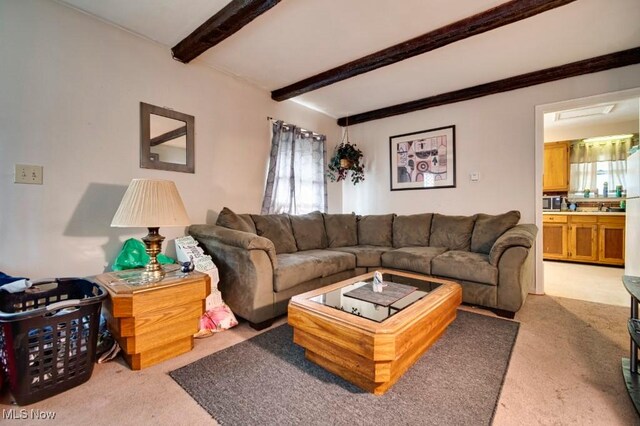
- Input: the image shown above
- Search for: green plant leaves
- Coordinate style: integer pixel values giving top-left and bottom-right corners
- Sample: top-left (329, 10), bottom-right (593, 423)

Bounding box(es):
top-left (327, 142), bottom-right (365, 185)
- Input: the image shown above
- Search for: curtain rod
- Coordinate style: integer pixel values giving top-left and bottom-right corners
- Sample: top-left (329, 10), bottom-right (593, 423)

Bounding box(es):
top-left (267, 116), bottom-right (292, 127)
top-left (267, 116), bottom-right (323, 137)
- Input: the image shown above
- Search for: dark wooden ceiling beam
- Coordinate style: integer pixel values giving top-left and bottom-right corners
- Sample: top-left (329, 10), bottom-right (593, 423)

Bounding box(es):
top-left (150, 126), bottom-right (187, 146)
top-left (172, 0), bottom-right (280, 63)
top-left (272, 0), bottom-right (576, 101)
top-left (337, 47), bottom-right (640, 126)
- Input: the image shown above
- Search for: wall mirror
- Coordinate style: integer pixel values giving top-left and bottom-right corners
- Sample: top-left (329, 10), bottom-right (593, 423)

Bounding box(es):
top-left (140, 102), bottom-right (194, 173)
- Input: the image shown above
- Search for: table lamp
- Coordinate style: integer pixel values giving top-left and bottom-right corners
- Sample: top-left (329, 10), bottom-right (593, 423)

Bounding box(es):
top-left (111, 179), bottom-right (190, 283)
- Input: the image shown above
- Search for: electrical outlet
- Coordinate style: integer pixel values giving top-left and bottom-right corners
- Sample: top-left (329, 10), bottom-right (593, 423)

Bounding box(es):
top-left (15, 164), bottom-right (43, 184)
top-left (470, 172), bottom-right (480, 182)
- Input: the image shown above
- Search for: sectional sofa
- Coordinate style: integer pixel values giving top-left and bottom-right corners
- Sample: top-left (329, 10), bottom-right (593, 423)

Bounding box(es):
top-left (189, 208), bottom-right (537, 329)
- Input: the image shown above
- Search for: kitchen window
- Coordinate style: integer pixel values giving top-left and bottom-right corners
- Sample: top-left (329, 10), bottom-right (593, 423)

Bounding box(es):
top-left (569, 136), bottom-right (632, 195)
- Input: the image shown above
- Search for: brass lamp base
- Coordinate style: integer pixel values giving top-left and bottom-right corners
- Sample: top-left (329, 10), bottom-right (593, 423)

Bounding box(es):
top-left (142, 227), bottom-right (166, 283)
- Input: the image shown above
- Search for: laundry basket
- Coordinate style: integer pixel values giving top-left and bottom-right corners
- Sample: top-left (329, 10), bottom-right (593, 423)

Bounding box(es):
top-left (0, 278), bottom-right (106, 405)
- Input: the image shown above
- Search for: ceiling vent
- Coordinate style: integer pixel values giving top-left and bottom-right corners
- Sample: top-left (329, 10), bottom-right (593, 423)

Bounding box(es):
top-left (554, 104), bottom-right (615, 121)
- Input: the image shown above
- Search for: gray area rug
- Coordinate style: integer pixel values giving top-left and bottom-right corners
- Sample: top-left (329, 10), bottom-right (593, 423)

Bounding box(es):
top-left (170, 310), bottom-right (519, 426)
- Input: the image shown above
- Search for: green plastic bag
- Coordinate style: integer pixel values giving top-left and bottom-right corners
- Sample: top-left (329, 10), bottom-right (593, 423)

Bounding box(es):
top-left (112, 238), bottom-right (175, 271)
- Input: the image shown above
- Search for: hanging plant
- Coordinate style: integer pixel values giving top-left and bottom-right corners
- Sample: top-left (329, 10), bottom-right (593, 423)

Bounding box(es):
top-left (327, 126), bottom-right (365, 185)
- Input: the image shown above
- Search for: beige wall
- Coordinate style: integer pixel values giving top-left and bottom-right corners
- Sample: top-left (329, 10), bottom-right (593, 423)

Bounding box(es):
top-left (3, 0), bottom-right (639, 281)
top-left (344, 67), bottom-right (640, 224)
top-left (0, 0), bottom-right (340, 278)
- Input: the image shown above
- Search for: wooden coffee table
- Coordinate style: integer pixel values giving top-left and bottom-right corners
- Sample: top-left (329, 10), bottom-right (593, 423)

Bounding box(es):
top-left (288, 269), bottom-right (461, 395)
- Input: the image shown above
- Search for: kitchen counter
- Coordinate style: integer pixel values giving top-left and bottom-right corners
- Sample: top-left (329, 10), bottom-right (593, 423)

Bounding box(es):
top-left (543, 211), bottom-right (625, 216)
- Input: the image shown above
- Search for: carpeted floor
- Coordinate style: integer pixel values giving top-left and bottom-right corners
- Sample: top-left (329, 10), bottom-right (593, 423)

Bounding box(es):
top-left (0, 295), bottom-right (637, 425)
top-left (493, 294), bottom-right (638, 425)
top-left (170, 311), bottom-right (519, 426)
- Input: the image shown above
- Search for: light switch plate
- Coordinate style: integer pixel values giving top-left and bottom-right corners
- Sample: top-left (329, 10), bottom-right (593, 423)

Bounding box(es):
top-left (15, 164), bottom-right (43, 184)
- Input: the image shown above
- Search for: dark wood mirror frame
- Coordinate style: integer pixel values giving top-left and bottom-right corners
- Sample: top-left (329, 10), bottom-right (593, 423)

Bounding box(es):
top-left (140, 102), bottom-right (195, 173)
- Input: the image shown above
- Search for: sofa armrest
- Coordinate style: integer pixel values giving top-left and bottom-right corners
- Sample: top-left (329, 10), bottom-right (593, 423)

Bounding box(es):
top-left (188, 224), bottom-right (277, 268)
top-left (489, 224), bottom-right (538, 266)
top-left (188, 224), bottom-right (277, 323)
top-left (496, 245), bottom-right (535, 313)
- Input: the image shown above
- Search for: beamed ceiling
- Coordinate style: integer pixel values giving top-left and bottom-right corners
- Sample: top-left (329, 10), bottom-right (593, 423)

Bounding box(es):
top-left (59, 0), bottom-right (640, 126)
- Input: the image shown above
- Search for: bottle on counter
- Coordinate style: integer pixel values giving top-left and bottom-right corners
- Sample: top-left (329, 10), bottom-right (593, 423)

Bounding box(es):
top-left (603, 182), bottom-right (608, 198)
top-left (561, 197), bottom-right (568, 211)
top-left (616, 185), bottom-right (623, 197)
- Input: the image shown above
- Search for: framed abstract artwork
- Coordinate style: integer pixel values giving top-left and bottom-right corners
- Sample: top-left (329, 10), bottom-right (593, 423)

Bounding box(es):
top-left (389, 125), bottom-right (456, 191)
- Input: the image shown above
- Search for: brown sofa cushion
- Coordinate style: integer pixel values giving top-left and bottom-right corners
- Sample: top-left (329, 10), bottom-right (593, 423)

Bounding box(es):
top-left (380, 247), bottom-right (448, 275)
top-left (471, 210), bottom-right (521, 254)
top-left (358, 214), bottom-right (394, 246)
top-left (290, 211), bottom-right (328, 251)
top-left (431, 250), bottom-right (498, 285)
top-left (393, 213), bottom-right (433, 248)
top-left (274, 250), bottom-right (356, 292)
top-left (216, 207), bottom-right (256, 234)
top-left (251, 214), bottom-right (297, 254)
top-left (323, 214), bottom-right (358, 248)
top-left (332, 245), bottom-right (391, 267)
top-left (429, 214), bottom-right (477, 251)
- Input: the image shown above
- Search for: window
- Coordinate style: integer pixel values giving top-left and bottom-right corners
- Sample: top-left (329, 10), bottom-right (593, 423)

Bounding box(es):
top-left (595, 160), bottom-right (626, 194)
top-left (569, 136), bottom-right (632, 196)
top-left (261, 120), bottom-right (327, 214)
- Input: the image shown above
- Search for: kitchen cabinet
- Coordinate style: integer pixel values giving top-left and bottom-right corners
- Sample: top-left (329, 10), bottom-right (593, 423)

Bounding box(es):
top-left (598, 216), bottom-right (625, 265)
top-left (543, 214), bottom-right (625, 266)
top-left (542, 215), bottom-right (568, 259)
top-left (569, 216), bottom-right (598, 262)
top-left (543, 141), bottom-right (570, 192)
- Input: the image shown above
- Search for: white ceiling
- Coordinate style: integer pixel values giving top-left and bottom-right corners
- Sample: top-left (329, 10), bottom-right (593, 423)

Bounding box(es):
top-left (544, 97), bottom-right (639, 131)
top-left (58, 0), bottom-right (640, 120)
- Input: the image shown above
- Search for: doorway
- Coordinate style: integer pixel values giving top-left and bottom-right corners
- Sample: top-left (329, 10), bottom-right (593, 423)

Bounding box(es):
top-left (535, 88), bottom-right (640, 305)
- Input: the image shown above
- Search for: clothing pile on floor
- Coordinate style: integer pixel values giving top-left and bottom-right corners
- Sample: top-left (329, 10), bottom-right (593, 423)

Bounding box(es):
top-left (194, 304), bottom-right (238, 338)
top-left (175, 236), bottom-right (238, 338)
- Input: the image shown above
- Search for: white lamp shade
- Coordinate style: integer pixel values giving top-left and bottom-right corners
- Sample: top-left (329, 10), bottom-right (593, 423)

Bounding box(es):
top-left (111, 179), bottom-right (190, 228)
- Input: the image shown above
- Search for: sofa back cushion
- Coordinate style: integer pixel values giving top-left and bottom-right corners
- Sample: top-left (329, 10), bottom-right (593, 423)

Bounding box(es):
top-left (216, 207), bottom-right (256, 234)
top-left (323, 213), bottom-right (358, 248)
top-left (251, 214), bottom-right (298, 254)
top-left (358, 214), bottom-right (394, 247)
top-left (290, 211), bottom-right (328, 251)
top-left (471, 210), bottom-right (521, 254)
top-left (429, 214), bottom-right (477, 251)
top-left (393, 213), bottom-right (433, 248)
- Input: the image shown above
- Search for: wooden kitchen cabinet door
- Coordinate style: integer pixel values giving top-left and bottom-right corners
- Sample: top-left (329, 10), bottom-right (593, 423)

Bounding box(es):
top-left (569, 223), bottom-right (598, 262)
top-left (543, 223), bottom-right (568, 259)
top-left (543, 141), bottom-right (569, 192)
top-left (599, 223), bottom-right (625, 265)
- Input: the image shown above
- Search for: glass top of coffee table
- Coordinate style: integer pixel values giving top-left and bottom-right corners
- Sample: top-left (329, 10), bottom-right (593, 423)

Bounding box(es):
top-left (308, 272), bottom-right (442, 322)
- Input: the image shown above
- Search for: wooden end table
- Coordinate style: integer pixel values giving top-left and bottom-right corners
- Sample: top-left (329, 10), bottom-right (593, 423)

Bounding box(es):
top-left (93, 267), bottom-right (210, 370)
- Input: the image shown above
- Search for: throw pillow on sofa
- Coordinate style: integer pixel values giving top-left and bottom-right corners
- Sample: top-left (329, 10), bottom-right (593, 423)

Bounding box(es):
top-left (251, 214), bottom-right (298, 254)
top-left (471, 210), bottom-right (521, 254)
top-left (358, 214), bottom-right (394, 246)
top-left (216, 207), bottom-right (256, 234)
top-left (323, 213), bottom-right (358, 247)
top-left (429, 214), bottom-right (477, 251)
top-left (290, 211), bottom-right (328, 251)
top-left (393, 213), bottom-right (432, 248)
